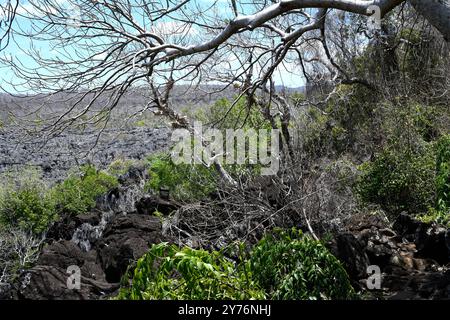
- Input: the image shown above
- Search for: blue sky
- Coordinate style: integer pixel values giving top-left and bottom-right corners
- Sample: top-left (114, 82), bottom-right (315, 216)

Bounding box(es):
top-left (0, 0), bottom-right (306, 94)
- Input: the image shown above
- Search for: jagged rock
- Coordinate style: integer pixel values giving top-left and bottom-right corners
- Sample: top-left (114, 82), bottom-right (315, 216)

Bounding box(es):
top-left (329, 233), bottom-right (370, 280)
top-left (393, 212), bottom-right (424, 241)
top-left (46, 211), bottom-right (103, 242)
top-left (347, 212), bottom-right (390, 232)
top-left (383, 269), bottom-right (450, 300)
top-left (18, 240), bottom-right (116, 300)
top-left (334, 212), bottom-right (450, 299)
top-left (46, 215), bottom-right (78, 241)
top-left (135, 195), bottom-right (179, 215)
top-left (15, 213), bottom-right (166, 299)
top-left (415, 225), bottom-right (449, 265)
top-left (118, 166), bottom-right (148, 186)
top-left (0, 283), bottom-right (13, 300)
top-left (393, 213), bottom-right (449, 264)
top-left (19, 266), bottom-right (118, 300)
top-left (97, 214), bottom-right (165, 283)
top-left (74, 211), bottom-right (102, 226)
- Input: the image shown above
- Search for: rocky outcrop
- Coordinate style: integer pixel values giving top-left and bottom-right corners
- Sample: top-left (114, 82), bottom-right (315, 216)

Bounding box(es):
top-left (330, 212), bottom-right (450, 300)
top-left (18, 240), bottom-right (117, 300)
top-left (2, 162), bottom-right (179, 300)
top-left (17, 213), bottom-right (166, 300)
top-left (98, 214), bottom-right (165, 283)
top-left (0, 127), bottom-right (170, 182)
top-left (135, 195), bottom-right (180, 215)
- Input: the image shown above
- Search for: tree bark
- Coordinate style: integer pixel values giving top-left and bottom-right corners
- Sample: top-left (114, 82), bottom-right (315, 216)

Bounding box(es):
top-left (409, 0), bottom-right (450, 41)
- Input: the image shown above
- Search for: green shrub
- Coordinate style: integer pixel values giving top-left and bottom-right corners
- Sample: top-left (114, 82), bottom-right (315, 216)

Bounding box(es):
top-left (436, 135), bottom-right (450, 210)
top-left (249, 228), bottom-right (355, 300)
top-left (116, 242), bottom-right (265, 300)
top-left (355, 145), bottom-right (436, 215)
top-left (145, 153), bottom-right (217, 201)
top-left (417, 135), bottom-right (450, 227)
top-left (116, 228), bottom-right (355, 300)
top-left (107, 158), bottom-right (140, 176)
top-left (0, 169), bottom-right (57, 234)
top-left (51, 165), bottom-right (118, 214)
top-left (0, 164), bottom-right (119, 233)
top-left (417, 207), bottom-right (450, 227)
top-left (194, 97), bottom-right (271, 130)
top-left (134, 120), bottom-right (146, 127)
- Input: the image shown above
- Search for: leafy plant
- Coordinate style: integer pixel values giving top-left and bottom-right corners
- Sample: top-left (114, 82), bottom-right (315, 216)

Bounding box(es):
top-left (435, 135), bottom-right (450, 210)
top-left (51, 164), bottom-right (118, 214)
top-left (107, 158), bottom-right (140, 176)
top-left (417, 207), bottom-right (450, 227)
top-left (116, 242), bottom-right (265, 300)
top-left (134, 120), bottom-right (146, 127)
top-left (355, 144), bottom-right (436, 215)
top-left (117, 228), bottom-right (355, 300)
top-left (417, 135), bottom-right (450, 226)
top-left (0, 169), bottom-right (57, 234)
top-left (249, 228), bottom-right (355, 300)
top-left (145, 153), bottom-right (217, 201)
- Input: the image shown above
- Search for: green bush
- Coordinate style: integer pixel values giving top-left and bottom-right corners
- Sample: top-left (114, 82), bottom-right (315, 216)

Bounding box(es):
top-left (194, 97), bottom-right (271, 130)
top-left (417, 135), bottom-right (450, 227)
top-left (417, 207), bottom-right (450, 227)
top-left (107, 158), bottom-right (140, 176)
top-left (117, 228), bottom-right (355, 300)
top-left (355, 145), bottom-right (436, 215)
top-left (116, 242), bottom-right (265, 300)
top-left (249, 228), bottom-right (355, 300)
top-left (0, 164), bottom-right (120, 234)
top-left (0, 169), bottom-right (57, 234)
top-left (436, 135), bottom-right (450, 210)
top-left (51, 165), bottom-right (118, 214)
top-left (145, 153), bottom-right (217, 201)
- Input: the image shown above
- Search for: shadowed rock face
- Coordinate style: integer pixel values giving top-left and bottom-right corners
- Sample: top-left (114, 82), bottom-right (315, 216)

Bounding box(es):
top-left (17, 213), bottom-right (167, 300)
top-left (329, 213), bottom-right (450, 300)
top-left (2, 166), bottom-right (178, 300)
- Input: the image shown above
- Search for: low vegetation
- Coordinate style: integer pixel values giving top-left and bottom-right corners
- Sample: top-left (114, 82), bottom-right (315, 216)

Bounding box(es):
top-left (117, 228), bottom-right (354, 300)
top-left (51, 165), bottom-right (118, 215)
top-left (0, 165), bottom-right (118, 235)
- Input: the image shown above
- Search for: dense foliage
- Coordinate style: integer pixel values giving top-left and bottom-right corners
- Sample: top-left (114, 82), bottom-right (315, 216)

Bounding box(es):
top-left (0, 169), bottom-right (57, 234)
top-left (116, 242), bottom-right (265, 300)
top-left (355, 144), bottom-right (436, 215)
top-left (51, 165), bottom-right (118, 215)
top-left (0, 165), bottom-right (118, 235)
top-left (145, 153), bottom-right (217, 201)
top-left (117, 229), bottom-right (354, 300)
top-left (249, 228), bottom-right (355, 300)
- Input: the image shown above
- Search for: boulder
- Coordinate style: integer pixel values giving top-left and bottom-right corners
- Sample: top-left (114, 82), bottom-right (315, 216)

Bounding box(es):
top-left (46, 211), bottom-right (102, 241)
top-left (98, 214), bottom-right (165, 283)
top-left (135, 195), bottom-right (179, 215)
top-left (17, 214), bottom-right (166, 299)
top-left (19, 266), bottom-right (118, 300)
top-left (329, 233), bottom-right (370, 280)
top-left (393, 212), bottom-right (449, 264)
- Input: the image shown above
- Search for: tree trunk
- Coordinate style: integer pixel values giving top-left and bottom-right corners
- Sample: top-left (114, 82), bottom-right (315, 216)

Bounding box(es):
top-left (410, 0), bottom-right (450, 41)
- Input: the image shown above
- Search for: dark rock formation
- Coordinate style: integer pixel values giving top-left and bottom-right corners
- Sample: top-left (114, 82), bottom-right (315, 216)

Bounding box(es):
top-left (135, 195), bottom-right (179, 215)
top-left (331, 213), bottom-right (450, 300)
top-left (330, 233), bottom-right (370, 280)
top-left (98, 214), bottom-right (165, 282)
top-left (393, 212), bottom-right (450, 264)
top-left (17, 214), bottom-right (165, 300)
